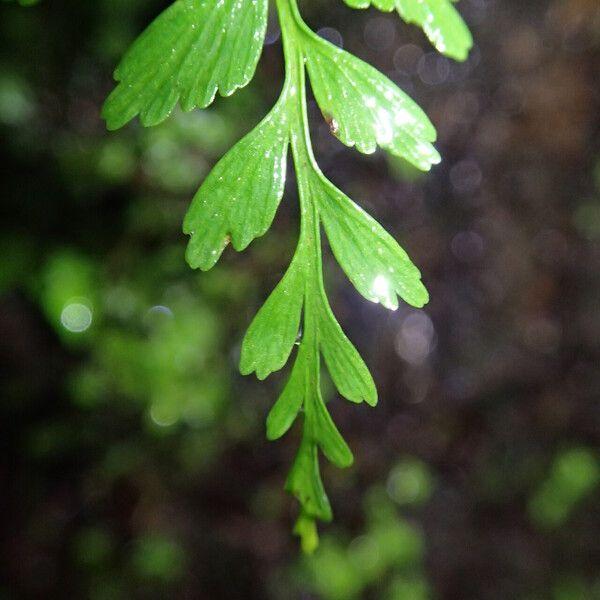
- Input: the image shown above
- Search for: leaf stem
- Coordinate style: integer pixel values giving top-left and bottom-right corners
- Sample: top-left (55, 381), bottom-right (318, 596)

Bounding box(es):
top-left (277, 0), bottom-right (320, 375)
top-left (277, 0), bottom-right (329, 542)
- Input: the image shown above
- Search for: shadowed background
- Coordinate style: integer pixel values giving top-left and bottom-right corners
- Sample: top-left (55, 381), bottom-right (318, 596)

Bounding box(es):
top-left (1, 0), bottom-right (600, 598)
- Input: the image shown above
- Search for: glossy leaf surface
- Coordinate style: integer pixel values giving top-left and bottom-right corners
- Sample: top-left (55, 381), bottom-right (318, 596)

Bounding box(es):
top-left (103, 0), bottom-right (268, 129)
top-left (314, 174), bottom-right (429, 310)
top-left (395, 0), bottom-right (473, 60)
top-left (342, 0), bottom-right (473, 61)
top-left (303, 33), bottom-right (440, 171)
top-left (183, 100), bottom-right (289, 271)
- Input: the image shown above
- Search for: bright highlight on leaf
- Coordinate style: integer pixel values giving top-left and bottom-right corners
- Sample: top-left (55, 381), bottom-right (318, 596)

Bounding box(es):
top-left (314, 173), bottom-right (429, 309)
top-left (102, 0), bottom-right (473, 552)
top-left (303, 33), bottom-right (440, 170)
top-left (342, 0), bottom-right (473, 61)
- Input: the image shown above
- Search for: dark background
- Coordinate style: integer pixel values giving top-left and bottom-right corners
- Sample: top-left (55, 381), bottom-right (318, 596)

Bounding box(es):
top-left (2, 0), bottom-right (600, 598)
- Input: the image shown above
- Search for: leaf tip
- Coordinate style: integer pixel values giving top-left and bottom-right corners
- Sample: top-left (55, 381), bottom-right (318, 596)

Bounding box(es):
top-left (366, 388), bottom-right (378, 408)
top-left (238, 361), bottom-right (254, 378)
top-left (266, 410), bottom-right (290, 440)
top-left (255, 367), bottom-right (273, 381)
top-left (294, 513), bottom-right (319, 555)
top-left (238, 345), bottom-right (256, 377)
top-left (265, 424), bottom-right (280, 442)
top-left (101, 104), bottom-right (124, 132)
top-left (408, 282), bottom-right (430, 308)
top-left (239, 349), bottom-right (278, 381)
top-left (341, 453), bottom-right (354, 469)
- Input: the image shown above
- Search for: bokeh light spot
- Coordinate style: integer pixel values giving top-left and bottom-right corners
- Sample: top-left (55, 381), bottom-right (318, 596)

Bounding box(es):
top-left (60, 301), bottom-right (93, 333)
top-left (150, 403), bottom-right (180, 428)
top-left (393, 44), bottom-right (424, 76)
top-left (317, 27), bottom-right (343, 48)
top-left (395, 312), bottom-right (436, 365)
top-left (364, 17), bottom-right (396, 51)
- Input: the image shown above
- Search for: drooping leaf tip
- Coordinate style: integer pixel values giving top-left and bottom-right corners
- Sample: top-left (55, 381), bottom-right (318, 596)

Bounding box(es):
top-left (294, 513), bottom-right (319, 554)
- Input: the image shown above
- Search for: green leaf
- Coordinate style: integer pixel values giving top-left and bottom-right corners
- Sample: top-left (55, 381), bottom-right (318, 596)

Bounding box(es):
top-left (318, 302), bottom-right (377, 406)
top-left (311, 394), bottom-right (354, 468)
top-left (396, 0), bottom-right (473, 61)
top-left (183, 100), bottom-right (290, 270)
top-left (342, 0), bottom-right (395, 8)
top-left (313, 174), bottom-right (429, 310)
top-left (102, 0), bottom-right (268, 129)
top-left (240, 258), bottom-right (304, 380)
top-left (286, 436), bottom-right (333, 522)
top-left (303, 33), bottom-right (440, 171)
top-left (266, 332), bottom-right (355, 465)
top-left (342, 0), bottom-right (473, 61)
top-left (266, 349), bottom-right (305, 440)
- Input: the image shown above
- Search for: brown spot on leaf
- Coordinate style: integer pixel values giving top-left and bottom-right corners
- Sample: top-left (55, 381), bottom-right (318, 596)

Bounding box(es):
top-left (324, 113), bottom-right (340, 137)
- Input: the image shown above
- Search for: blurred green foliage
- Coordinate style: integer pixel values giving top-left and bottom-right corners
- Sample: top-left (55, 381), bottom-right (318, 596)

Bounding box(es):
top-left (2, 0), bottom-right (41, 6)
top-left (295, 478), bottom-right (432, 600)
top-left (529, 448), bottom-right (599, 529)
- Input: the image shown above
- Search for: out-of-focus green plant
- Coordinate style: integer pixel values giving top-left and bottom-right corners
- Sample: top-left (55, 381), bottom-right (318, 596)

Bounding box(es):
top-left (529, 448), bottom-right (599, 528)
top-left (289, 459), bottom-right (435, 599)
top-left (40, 251), bottom-right (99, 345)
top-left (2, 0), bottom-right (41, 6)
top-left (102, 0), bottom-right (472, 549)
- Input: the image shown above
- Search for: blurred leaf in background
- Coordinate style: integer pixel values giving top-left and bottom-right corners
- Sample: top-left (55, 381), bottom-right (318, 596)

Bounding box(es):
top-left (529, 448), bottom-right (599, 529)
